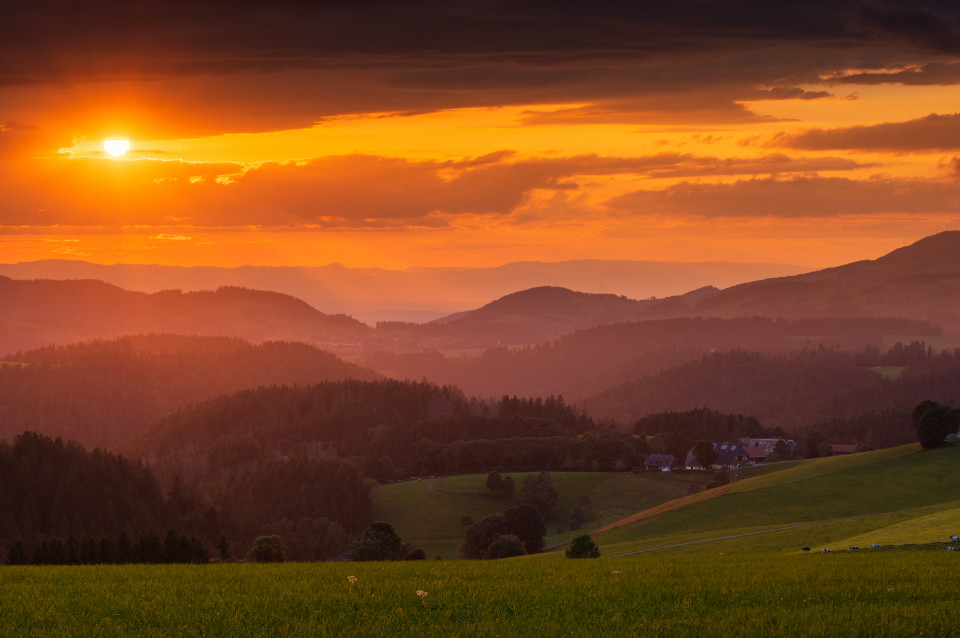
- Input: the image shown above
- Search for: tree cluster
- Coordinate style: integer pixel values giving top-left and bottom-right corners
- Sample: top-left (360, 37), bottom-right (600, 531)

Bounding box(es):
top-left (913, 401), bottom-right (960, 449)
top-left (350, 521), bottom-right (424, 561)
top-left (459, 504), bottom-right (546, 559)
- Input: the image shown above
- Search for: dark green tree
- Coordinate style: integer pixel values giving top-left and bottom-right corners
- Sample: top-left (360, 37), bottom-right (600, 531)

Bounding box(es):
top-left (351, 521), bottom-right (403, 561)
top-left (486, 470), bottom-right (504, 492)
top-left (248, 535), bottom-right (286, 563)
top-left (692, 440), bottom-right (717, 469)
top-left (484, 535), bottom-right (526, 559)
top-left (914, 401), bottom-right (960, 449)
top-left (217, 534), bottom-right (231, 561)
top-left (504, 504), bottom-right (546, 554)
top-left (565, 534), bottom-right (601, 558)
top-left (520, 472), bottom-right (560, 520)
top-left (459, 514), bottom-right (508, 559)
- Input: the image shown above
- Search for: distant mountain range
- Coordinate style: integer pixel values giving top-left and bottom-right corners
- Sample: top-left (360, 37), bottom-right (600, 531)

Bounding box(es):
top-left (0, 258), bottom-right (810, 324)
top-left (425, 231), bottom-right (960, 340)
top-left (0, 231), bottom-right (957, 359)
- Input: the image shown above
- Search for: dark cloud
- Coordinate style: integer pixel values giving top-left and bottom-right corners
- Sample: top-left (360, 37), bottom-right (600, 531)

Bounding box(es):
top-left (856, 2), bottom-right (960, 54)
top-left (824, 61), bottom-right (960, 85)
top-left (605, 175), bottom-right (960, 218)
top-left (774, 113), bottom-right (960, 151)
top-left (4, 1), bottom-right (959, 134)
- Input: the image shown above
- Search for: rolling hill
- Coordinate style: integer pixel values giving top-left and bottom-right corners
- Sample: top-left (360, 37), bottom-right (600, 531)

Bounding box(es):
top-left (0, 277), bottom-right (370, 357)
top-left (0, 258), bottom-right (810, 324)
top-left (675, 231), bottom-right (960, 333)
top-left (0, 334), bottom-right (380, 449)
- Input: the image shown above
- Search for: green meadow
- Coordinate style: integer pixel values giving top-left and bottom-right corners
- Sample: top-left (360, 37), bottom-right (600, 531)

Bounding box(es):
top-left (592, 444), bottom-right (960, 554)
top-left (3, 555), bottom-right (959, 637)
top-left (6, 444), bottom-right (960, 636)
top-left (373, 471), bottom-right (705, 557)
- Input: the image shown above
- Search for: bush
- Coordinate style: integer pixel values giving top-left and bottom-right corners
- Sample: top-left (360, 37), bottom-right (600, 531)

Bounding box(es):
top-left (484, 535), bottom-right (526, 559)
top-left (249, 535), bottom-right (286, 563)
top-left (351, 521), bottom-right (403, 561)
top-left (565, 534), bottom-right (600, 559)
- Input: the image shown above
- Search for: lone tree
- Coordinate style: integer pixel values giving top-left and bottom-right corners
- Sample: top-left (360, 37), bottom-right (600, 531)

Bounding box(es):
top-left (486, 470), bottom-right (504, 492)
top-left (520, 472), bottom-right (561, 520)
top-left (566, 534), bottom-right (601, 558)
top-left (692, 440), bottom-right (717, 469)
top-left (249, 535), bottom-right (286, 562)
top-left (351, 521), bottom-right (404, 561)
top-left (914, 401), bottom-right (960, 449)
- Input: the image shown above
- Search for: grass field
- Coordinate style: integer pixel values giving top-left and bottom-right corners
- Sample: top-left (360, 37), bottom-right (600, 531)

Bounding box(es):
top-left (593, 445), bottom-right (960, 554)
top-left (373, 471), bottom-right (705, 557)
top-left (2, 555), bottom-right (959, 636)
top-left (7, 445), bottom-right (960, 635)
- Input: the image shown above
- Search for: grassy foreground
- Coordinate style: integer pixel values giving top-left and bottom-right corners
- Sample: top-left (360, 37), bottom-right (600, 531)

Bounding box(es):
top-left (3, 554), bottom-right (959, 637)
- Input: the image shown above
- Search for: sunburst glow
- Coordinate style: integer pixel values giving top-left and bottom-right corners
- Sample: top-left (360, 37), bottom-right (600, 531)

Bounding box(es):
top-left (103, 139), bottom-right (130, 158)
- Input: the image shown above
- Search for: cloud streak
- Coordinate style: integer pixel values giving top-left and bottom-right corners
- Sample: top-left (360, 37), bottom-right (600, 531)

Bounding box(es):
top-left (774, 113), bottom-right (960, 151)
top-left (606, 176), bottom-right (960, 218)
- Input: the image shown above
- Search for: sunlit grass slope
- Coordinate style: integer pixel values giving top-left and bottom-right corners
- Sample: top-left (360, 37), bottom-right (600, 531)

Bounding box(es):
top-left (373, 471), bottom-right (704, 558)
top-left (593, 444), bottom-right (960, 555)
top-left (3, 557), bottom-right (959, 636)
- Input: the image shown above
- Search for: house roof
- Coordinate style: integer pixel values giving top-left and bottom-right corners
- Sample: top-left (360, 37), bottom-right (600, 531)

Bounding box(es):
top-left (645, 454), bottom-right (676, 467)
top-left (743, 446), bottom-right (766, 459)
top-left (684, 442), bottom-right (748, 468)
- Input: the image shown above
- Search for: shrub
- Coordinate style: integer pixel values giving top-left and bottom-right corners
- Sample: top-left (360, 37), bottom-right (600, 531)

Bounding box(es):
top-left (565, 534), bottom-right (600, 559)
top-left (484, 535), bottom-right (527, 559)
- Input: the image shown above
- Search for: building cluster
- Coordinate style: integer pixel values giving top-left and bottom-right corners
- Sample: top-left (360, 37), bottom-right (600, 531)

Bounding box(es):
top-left (643, 438), bottom-right (858, 472)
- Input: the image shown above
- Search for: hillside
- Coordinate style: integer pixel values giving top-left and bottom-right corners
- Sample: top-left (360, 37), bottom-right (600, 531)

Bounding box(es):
top-left (0, 334), bottom-right (380, 449)
top-left (591, 444), bottom-right (960, 556)
top-left (371, 471), bottom-right (707, 558)
top-left (682, 231), bottom-right (960, 333)
top-left (367, 316), bottom-right (944, 403)
top-left (582, 344), bottom-right (960, 436)
top-left (0, 277), bottom-right (370, 357)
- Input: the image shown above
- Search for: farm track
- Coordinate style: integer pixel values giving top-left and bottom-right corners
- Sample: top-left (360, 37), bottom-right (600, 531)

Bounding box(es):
top-left (607, 502), bottom-right (960, 557)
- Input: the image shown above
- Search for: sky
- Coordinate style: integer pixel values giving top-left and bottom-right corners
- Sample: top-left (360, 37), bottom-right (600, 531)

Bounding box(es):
top-left (2, 0), bottom-right (960, 270)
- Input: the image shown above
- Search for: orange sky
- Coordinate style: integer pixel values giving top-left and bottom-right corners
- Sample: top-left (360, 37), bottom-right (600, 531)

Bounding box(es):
top-left (3, 2), bottom-right (960, 270)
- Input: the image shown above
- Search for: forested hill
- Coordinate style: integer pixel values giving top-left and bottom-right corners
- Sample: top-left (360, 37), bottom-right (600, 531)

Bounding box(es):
top-left (584, 344), bottom-right (960, 449)
top-left (0, 277), bottom-right (370, 356)
top-left (366, 316), bottom-right (941, 400)
top-left (0, 431), bottom-right (171, 541)
top-left (131, 379), bottom-right (597, 483)
top-left (0, 430), bottom-right (372, 563)
top-left (0, 335), bottom-right (380, 449)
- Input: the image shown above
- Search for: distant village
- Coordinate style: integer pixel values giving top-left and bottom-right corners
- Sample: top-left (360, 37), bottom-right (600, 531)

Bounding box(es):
top-left (644, 439), bottom-right (858, 472)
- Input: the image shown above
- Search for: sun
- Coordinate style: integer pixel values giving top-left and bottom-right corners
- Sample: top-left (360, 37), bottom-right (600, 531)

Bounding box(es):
top-left (103, 139), bottom-right (130, 158)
